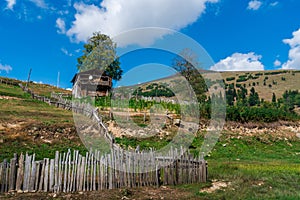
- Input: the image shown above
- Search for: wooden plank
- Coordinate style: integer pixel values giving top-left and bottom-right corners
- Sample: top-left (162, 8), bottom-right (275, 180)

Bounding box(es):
top-left (34, 161), bottom-right (41, 192)
top-left (73, 150), bottom-right (79, 192)
top-left (0, 162), bottom-right (3, 190)
top-left (108, 154), bottom-right (112, 189)
top-left (83, 152), bottom-right (88, 191)
top-left (8, 154), bottom-right (17, 192)
top-left (79, 156), bottom-right (85, 191)
top-left (76, 155), bottom-right (82, 191)
top-left (29, 154), bottom-right (36, 192)
top-left (67, 150), bottom-right (71, 192)
top-left (86, 151), bottom-right (91, 191)
top-left (38, 159), bottom-right (46, 192)
top-left (69, 150), bottom-right (75, 192)
top-left (54, 151), bottom-right (59, 192)
top-left (92, 152), bottom-right (96, 191)
top-left (44, 158), bottom-right (49, 192)
top-left (105, 156), bottom-right (109, 189)
top-left (96, 151), bottom-right (101, 191)
top-left (5, 160), bottom-right (9, 192)
top-left (63, 151), bottom-right (69, 193)
top-left (156, 164), bottom-right (161, 188)
top-left (1, 159), bottom-right (7, 193)
top-left (99, 156), bottom-right (104, 190)
top-left (58, 152), bottom-right (64, 193)
top-left (49, 159), bottom-right (55, 192)
top-left (23, 154), bottom-right (31, 192)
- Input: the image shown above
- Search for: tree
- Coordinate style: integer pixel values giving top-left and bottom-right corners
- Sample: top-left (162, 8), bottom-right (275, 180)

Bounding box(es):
top-left (77, 32), bottom-right (123, 81)
top-left (236, 86), bottom-right (248, 106)
top-left (272, 93), bottom-right (277, 104)
top-left (248, 87), bottom-right (260, 106)
top-left (172, 48), bottom-right (207, 102)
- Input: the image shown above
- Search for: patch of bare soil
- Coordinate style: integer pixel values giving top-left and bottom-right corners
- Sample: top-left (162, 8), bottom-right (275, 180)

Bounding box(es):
top-left (0, 120), bottom-right (78, 145)
top-left (107, 119), bottom-right (172, 139)
top-left (223, 121), bottom-right (300, 142)
top-left (199, 180), bottom-right (231, 193)
top-left (0, 95), bottom-right (22, 100)
top-left (0, 186), bottom-right (195, 200)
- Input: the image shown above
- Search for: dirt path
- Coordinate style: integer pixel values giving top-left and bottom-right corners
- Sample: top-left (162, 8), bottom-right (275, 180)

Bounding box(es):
top-left (0, 186), bottom-right (196, 200)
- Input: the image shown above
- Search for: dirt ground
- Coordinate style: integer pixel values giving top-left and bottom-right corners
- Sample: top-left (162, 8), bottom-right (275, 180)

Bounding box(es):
top-left (0, 186), bottom-right (197, 200)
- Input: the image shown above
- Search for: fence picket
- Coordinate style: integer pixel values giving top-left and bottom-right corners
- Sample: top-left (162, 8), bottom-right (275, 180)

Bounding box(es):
top-left (29, 154), bottom-right (36, 192)
top-left (0, 147), bottom-right (207, 194)
top-left (8, 154), bottom-right (17, 192)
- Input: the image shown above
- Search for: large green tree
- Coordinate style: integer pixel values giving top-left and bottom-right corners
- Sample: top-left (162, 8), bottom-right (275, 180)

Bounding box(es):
top-left (77, 32), bottom-right (123, 81)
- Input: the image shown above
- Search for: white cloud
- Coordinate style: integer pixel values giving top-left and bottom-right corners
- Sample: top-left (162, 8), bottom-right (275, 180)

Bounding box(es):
top-left (0, 63), bottom-right (13, 73)
top-left (274, 59), bottom-right (281, 67)
top-left (5, 0), bottom-right (16, 10)
top-left (56, 18), bottom-right (66, 34)
top-left (282, 28), bottom-right (300, 69)
top-left (270, 1), bottom-right (279, 7)
top-left (66, 0), bottom-right (219, 46)
top-left (211, 52), bottom-right (264, 71)
top-left (61, 48), bottom-right (73, 56)
top-left (247, 0), bottom-right (262, 10)
top-left (29, 0), bottom-right (47, 8)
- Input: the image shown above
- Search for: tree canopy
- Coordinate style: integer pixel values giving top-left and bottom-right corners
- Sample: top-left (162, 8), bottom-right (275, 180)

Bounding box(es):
top-left (77, 32), bottom-right (123, 81)
top-left (172, 48), bottom-right (207, 102)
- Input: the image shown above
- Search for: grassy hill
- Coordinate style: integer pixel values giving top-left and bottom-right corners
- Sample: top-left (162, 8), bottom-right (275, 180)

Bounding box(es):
top-left (116, 69), bottom-right (300, 103)
top-left (0, 79), bottom-right (85, 161)
top-left (1, 75), bottom-right (300, 199)
top-left (221, 70), bottom-right (300, 101)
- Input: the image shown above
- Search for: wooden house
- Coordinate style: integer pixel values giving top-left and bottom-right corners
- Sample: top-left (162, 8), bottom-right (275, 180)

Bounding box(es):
top-left (71, 69), bottom-right (112, 98)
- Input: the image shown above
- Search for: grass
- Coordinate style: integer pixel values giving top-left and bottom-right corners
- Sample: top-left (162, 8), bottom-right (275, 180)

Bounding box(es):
top-left (115, 130), bottom-right (300, 199)
top-left (27, 82), bottom-right (71, 97)
top-left (171, 134), bottom-right (300, 199)
top-left (0, 82), bottom-right (86, 161)
top-left (187, 160), bottom-right (300, 199)
top-left (1, 78), bottom-right (300, 199)
top-left (0, 84), bottom-right (30, 99)
top-left (0, 137), bottom-right (87, 161)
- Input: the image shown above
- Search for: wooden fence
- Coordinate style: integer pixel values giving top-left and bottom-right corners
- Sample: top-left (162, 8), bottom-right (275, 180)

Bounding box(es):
top-left (0, 83), bottom-right (209, 194)
top-left (19, 84), bottom-right (115, 145)
top-left (0, 78), bottom-right (21, 87)
top-left (0, 149), bottom-right (207, 193)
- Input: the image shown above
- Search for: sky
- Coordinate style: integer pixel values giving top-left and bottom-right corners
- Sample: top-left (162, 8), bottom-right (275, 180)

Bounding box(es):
top-left (0, 0), bottom-right (300, 88)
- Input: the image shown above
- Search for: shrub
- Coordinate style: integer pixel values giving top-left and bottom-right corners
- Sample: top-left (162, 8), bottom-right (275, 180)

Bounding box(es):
top-left (226, 77), bottom-right (236, 81)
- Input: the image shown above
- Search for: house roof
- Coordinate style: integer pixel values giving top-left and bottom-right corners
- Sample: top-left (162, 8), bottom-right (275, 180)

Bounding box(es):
top-left (71, 68), bottom-right (108, 84)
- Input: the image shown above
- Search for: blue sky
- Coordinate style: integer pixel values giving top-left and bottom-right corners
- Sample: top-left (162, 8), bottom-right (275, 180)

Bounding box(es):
top-left (0, 0), bottom-right (300, 88)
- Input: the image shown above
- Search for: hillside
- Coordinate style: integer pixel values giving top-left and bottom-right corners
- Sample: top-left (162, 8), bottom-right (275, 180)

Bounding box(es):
top-left (0, 79), bottom-right (84, 161)
top-left (221, 70), bottom-right (300, 101)
top-left (115, 69), bottom-right (300, 103)
top-left (1, 75), bottom-right (300, 199)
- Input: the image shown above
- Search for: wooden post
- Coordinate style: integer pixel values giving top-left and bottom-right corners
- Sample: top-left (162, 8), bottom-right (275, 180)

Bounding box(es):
top-left (1, 159), bottom-right (7, 193)
top-left (76, 155), bottom-right (82, 191)
top-left (8, 154), bottom-right (17, 192)
top-left (25, 68), bottom-right (32, 88)
top-left (54, 151), bottom-right (59, 193)
top-left (16, 153), bottom-right (24, 193)
top-left (156, 164), bottom-right (161, 188)
top-left (23, 154), bottom-right (31, 192)
top-left (34, 161), bottom-right (41, 192)
top-left (38, 159), bottom-right (45, 192)
top-left (44, 158), bottom-right (49, 192)
top-left (49, 159), bottom-right (55, 192)
top-left (29, 154), bottom-right (36, 192)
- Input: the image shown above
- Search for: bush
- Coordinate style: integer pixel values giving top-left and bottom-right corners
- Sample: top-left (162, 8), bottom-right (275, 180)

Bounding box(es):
top-left (226, 77), bottom-right (236, 81)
